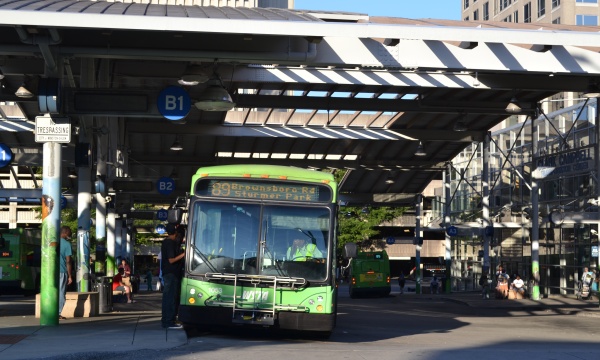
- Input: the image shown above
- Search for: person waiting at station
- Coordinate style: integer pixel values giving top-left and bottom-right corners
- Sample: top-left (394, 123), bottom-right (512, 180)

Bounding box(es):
top-left (113, 267), bottom-right (135, 303)
top-left (511, 274), bottom-right (526, 297)
top-left (286, 238), bottom-right (322, 261)
top-left (118, 258), bottom-right (132, 287)
top-left (430, 276), bottom-right (440, 294)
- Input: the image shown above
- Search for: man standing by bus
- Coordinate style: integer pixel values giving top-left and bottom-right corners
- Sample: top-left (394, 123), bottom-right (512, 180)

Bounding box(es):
top-left (58, 226), bottom-right (73, 320)
top-left (161, 223), bottom-right (185, 329)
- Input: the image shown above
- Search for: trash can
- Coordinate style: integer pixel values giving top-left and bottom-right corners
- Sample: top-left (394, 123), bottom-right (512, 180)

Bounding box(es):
top-left (97, 276), bottom-right (113, 313)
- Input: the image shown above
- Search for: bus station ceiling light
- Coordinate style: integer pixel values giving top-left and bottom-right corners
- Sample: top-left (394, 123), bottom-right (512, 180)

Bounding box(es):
top-left (170, 140), bottom-right (183, 151)
top-left (178, 65), bottom-right (210, 86)
top-left (453, 121), bottom-right (467, 132)
top-left (582, 83), bottom-right (600, 98)
top-left (505, 97), bottom-right (522, 113)
top-left (15, 83), bottom-right (34, 98)
top-left (194, 78), bottom-right (236, 112)
top-left (68, 169), bottom-right (78, 178)
top-left (414, 141), bottom-right (427, 156)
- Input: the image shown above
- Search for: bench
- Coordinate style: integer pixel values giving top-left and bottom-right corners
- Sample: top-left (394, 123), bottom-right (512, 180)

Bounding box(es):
top-left (36, 292), bottom-right (99, 318)
top-left (507, 288), bottom-right (527, 299)
top-left (496, 283), bottom-right (509, 299)
top-left (112, 289), bottom-right (127, 303)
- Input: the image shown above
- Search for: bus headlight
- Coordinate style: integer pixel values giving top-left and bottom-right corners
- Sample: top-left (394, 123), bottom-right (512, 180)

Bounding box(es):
top-left (189, 297), bottom-right (196, 304)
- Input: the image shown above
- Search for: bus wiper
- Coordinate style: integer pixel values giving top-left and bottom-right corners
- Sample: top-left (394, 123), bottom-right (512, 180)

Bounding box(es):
top-left (295, 227), bottom-right (316, 244)
top-left (191, 243), bottom-right (218, 273)
top-left (260, 240), bottom-right (284, 276)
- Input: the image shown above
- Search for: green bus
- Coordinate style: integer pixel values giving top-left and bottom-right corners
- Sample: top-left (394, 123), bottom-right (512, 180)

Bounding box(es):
top-left (343, 243), bottom-right (391, 298)
top-left (0, 228), bottom-right (42, 296)
top-left (173, 165), bottom-right (339, 336)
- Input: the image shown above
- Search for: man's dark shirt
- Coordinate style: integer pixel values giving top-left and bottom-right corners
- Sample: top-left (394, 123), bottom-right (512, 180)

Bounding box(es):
top-left (161, 237), bottom-right (183, 278)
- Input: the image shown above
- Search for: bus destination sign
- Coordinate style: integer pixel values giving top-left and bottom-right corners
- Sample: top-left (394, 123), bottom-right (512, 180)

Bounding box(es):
top-left (207, 180), bottom-right (321, 202)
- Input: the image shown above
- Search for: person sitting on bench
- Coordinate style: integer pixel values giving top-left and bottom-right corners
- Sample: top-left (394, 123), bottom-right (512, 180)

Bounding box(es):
top-left (511, 274), bottom-right (525, 296)
top-left (113, 268), bottom-right (135, 303)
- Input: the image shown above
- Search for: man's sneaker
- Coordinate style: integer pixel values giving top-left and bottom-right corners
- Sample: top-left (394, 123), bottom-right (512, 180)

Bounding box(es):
top-left (168, 323), bottom-right (183, 329)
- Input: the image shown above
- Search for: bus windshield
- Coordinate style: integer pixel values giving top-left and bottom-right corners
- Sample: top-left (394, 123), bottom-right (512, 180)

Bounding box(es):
top-left (188, 200), bottom-right (331, 281)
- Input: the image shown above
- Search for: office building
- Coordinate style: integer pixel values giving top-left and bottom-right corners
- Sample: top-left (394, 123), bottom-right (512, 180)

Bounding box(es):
top-left (462, 0), bottom-right (600, 26)
top-left (442, 0), bottom-right (600, 295)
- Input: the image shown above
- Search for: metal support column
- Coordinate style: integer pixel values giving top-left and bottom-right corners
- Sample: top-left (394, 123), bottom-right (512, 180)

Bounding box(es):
top-left (595, 98), bottom-right (600, 307)
top-left (415, 194), bottom-right (422, 294)
top-left (40, 142), bottom-right (61, 326)
top-left (106, 208), bottom-right (116, 277)
top-left (77, 58), bottom-right (93, 286)
top-left (482, 132), bottom-right (491, 275)
top-left (444, 164), bottom-right (452, 293)
top-left (76, 141), bottom-right (91, 292)
top-left (123, 219), bottom-right (130, 262)
top-left (115, 217), bottom-right (122, 265)
top-left (531, 112), bottom-right (541, 300)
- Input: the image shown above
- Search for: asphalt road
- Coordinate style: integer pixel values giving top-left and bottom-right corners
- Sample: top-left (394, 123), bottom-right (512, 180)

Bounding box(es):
top-left (4, 284), bottom-right (600, 360)
top-left (108, 284), bottom-right (600, 360)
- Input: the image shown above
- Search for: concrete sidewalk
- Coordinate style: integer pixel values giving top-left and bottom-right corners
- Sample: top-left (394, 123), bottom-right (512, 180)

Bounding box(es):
top-left (440, 291), bottom-right (600, 317)
top-left (0, 291), bottom-right (187, 360)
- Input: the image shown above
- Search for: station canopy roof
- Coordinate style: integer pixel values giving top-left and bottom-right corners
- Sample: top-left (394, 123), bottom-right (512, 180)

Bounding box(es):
top-left (1, 1), bottom-right (600, 212)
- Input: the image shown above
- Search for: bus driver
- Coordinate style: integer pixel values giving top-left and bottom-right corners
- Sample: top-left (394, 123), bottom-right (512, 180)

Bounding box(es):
top-left (287, 238), bottom-right (322, 261)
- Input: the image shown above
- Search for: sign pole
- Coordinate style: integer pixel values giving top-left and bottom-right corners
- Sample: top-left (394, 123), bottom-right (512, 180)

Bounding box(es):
top-left (40, 142), bottom-right (62, 326)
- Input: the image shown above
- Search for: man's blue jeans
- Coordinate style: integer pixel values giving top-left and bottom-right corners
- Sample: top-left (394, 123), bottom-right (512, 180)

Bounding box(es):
top-left (59, 272), bottom-right (68, 315)
top-left (161, 273), bottom-right (180, 327)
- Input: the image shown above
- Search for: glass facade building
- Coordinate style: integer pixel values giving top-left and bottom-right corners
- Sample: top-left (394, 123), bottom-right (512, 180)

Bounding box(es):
top-left (434, 99), bottom-right (599, 295)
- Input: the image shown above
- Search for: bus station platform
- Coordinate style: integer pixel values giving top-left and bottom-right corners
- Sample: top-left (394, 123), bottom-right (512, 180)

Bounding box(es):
top-left (0, 291), bottom-right (187, 360)
top-left (1, 287), bottom-right (600, 360)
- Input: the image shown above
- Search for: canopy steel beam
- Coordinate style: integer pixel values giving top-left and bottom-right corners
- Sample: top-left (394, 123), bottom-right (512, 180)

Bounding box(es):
top-left (125, 123), bottom-right (485, 142)
top-left (128, 154), bottom-right (447, 170)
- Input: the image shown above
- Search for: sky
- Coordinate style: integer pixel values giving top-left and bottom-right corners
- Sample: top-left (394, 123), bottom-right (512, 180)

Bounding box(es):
top-left (293, 0), bottom-right (461, 21)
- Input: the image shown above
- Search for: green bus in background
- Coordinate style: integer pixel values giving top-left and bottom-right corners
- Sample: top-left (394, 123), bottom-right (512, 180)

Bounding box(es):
top-left (343, 243), bottom-right (391, 298)
top-left (172, 165), bottom-right (339, 337)
top-left (0, 228), bottom-right (42, 296)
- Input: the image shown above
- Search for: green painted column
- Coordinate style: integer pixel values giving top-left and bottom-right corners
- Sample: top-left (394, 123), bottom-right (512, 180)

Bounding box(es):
top-left (40, 142), bottom-right (61, 326)
top-left (106, 209), bottom-right (116, 277)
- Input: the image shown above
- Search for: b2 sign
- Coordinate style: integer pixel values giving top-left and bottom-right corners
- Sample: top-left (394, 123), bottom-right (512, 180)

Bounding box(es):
top-left (157, 177), bottom-right (175, 195)
top-left (157, 86), bottom-right (191, 121)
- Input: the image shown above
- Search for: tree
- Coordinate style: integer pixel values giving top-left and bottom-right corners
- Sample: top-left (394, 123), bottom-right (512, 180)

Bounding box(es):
top-left (333, 169), bottom-right (408, 252)
top-left (338, 205), bottom-right (407, 252)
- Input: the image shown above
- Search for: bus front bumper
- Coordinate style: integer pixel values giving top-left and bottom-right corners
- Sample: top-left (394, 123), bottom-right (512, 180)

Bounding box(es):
top-left (179, 305), bottom-right (336, 332)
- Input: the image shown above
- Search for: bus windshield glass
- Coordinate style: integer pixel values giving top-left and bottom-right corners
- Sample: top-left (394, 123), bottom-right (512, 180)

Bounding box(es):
top-left (188, 200), bottom-right (331, 281)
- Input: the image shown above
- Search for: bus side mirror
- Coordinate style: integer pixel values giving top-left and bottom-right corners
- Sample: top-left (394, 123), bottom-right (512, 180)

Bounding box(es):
top-left (168, 208), bottom-right (182, 224)
top-left (343, 242), bottom-right (357, 259)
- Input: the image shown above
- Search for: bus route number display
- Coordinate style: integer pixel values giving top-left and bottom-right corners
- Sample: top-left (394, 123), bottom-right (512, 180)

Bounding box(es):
top-left (1, 250), bottom-right (13, 258)
top-left (208, 180), bottom-right (320, 202)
